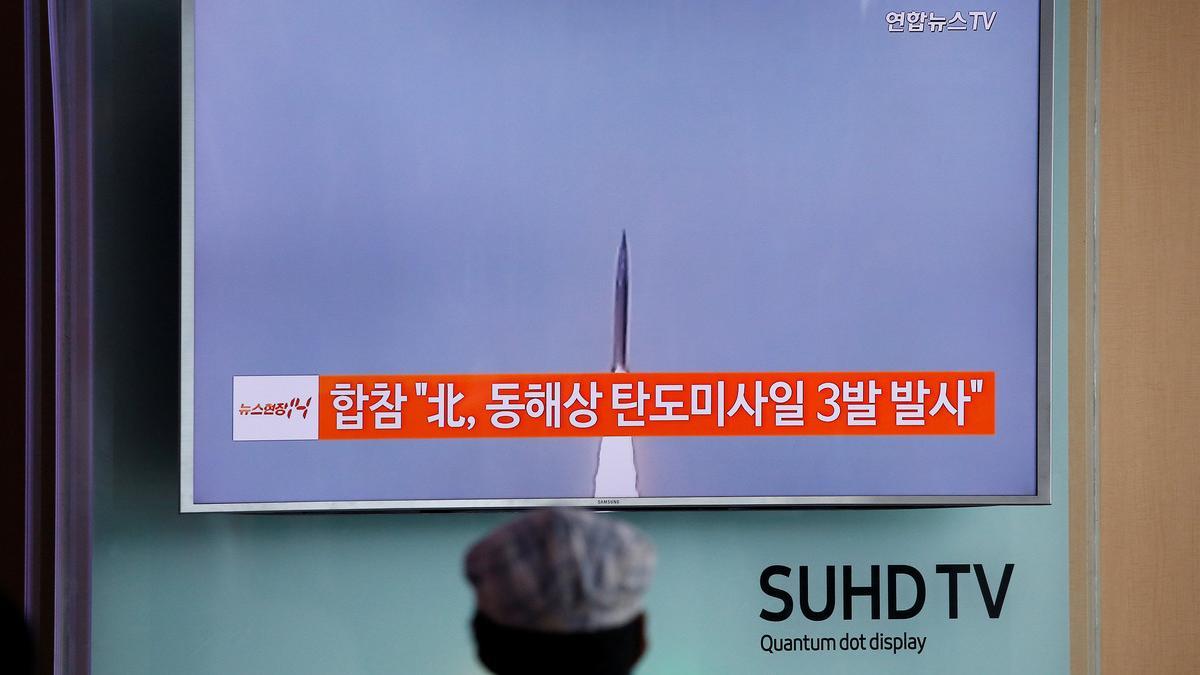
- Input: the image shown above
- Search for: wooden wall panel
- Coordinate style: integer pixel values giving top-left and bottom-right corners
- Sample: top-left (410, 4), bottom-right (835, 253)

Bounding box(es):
top-left (1098, 1), bottom-right (1200, 673)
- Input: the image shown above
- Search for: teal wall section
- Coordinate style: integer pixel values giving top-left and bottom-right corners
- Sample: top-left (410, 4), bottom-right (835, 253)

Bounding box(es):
top-left (91, 1), bottom-right (1070, 672)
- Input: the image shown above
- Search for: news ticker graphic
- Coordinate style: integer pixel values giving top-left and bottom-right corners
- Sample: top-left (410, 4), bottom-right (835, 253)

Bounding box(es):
top-left (231, 372), bottom-right (995, 441)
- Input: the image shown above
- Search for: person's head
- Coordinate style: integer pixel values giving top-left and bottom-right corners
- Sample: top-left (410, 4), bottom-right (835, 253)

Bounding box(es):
top-left (465, 508), bottom-right (656, 675)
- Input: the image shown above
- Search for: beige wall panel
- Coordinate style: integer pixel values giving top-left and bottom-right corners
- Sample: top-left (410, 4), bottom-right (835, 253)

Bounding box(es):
top-left (1098, 1), bottom-right (1200, 673)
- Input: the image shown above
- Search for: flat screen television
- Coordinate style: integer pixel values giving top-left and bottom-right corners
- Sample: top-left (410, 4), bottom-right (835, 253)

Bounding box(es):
top-left (181, 0), bottom-right (1054, 512)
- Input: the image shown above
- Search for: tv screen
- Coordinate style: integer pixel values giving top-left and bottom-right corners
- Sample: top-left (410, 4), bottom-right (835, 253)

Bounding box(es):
top-left (181, 0), bottom-right (1052, 511)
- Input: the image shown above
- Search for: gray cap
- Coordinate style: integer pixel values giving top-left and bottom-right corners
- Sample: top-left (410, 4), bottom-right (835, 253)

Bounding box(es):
top-left (465, 508), bottom-right (656, 633)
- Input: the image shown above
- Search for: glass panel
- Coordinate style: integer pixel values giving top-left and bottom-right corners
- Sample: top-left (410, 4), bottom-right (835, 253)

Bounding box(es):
top-left (89, 1), bottom-right (1094, 673)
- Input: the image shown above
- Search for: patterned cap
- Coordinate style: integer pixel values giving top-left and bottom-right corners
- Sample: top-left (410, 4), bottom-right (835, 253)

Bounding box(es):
top-left (465, 508), bottom-right (656, 633)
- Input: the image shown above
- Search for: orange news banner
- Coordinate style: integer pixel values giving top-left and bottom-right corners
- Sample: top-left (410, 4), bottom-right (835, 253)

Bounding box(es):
top-left (317, 372), bottom-right (995, 440)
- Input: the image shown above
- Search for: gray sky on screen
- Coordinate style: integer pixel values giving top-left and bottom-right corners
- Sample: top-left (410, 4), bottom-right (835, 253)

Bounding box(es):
top-left (192, 0), bottom-right (1041, 503)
